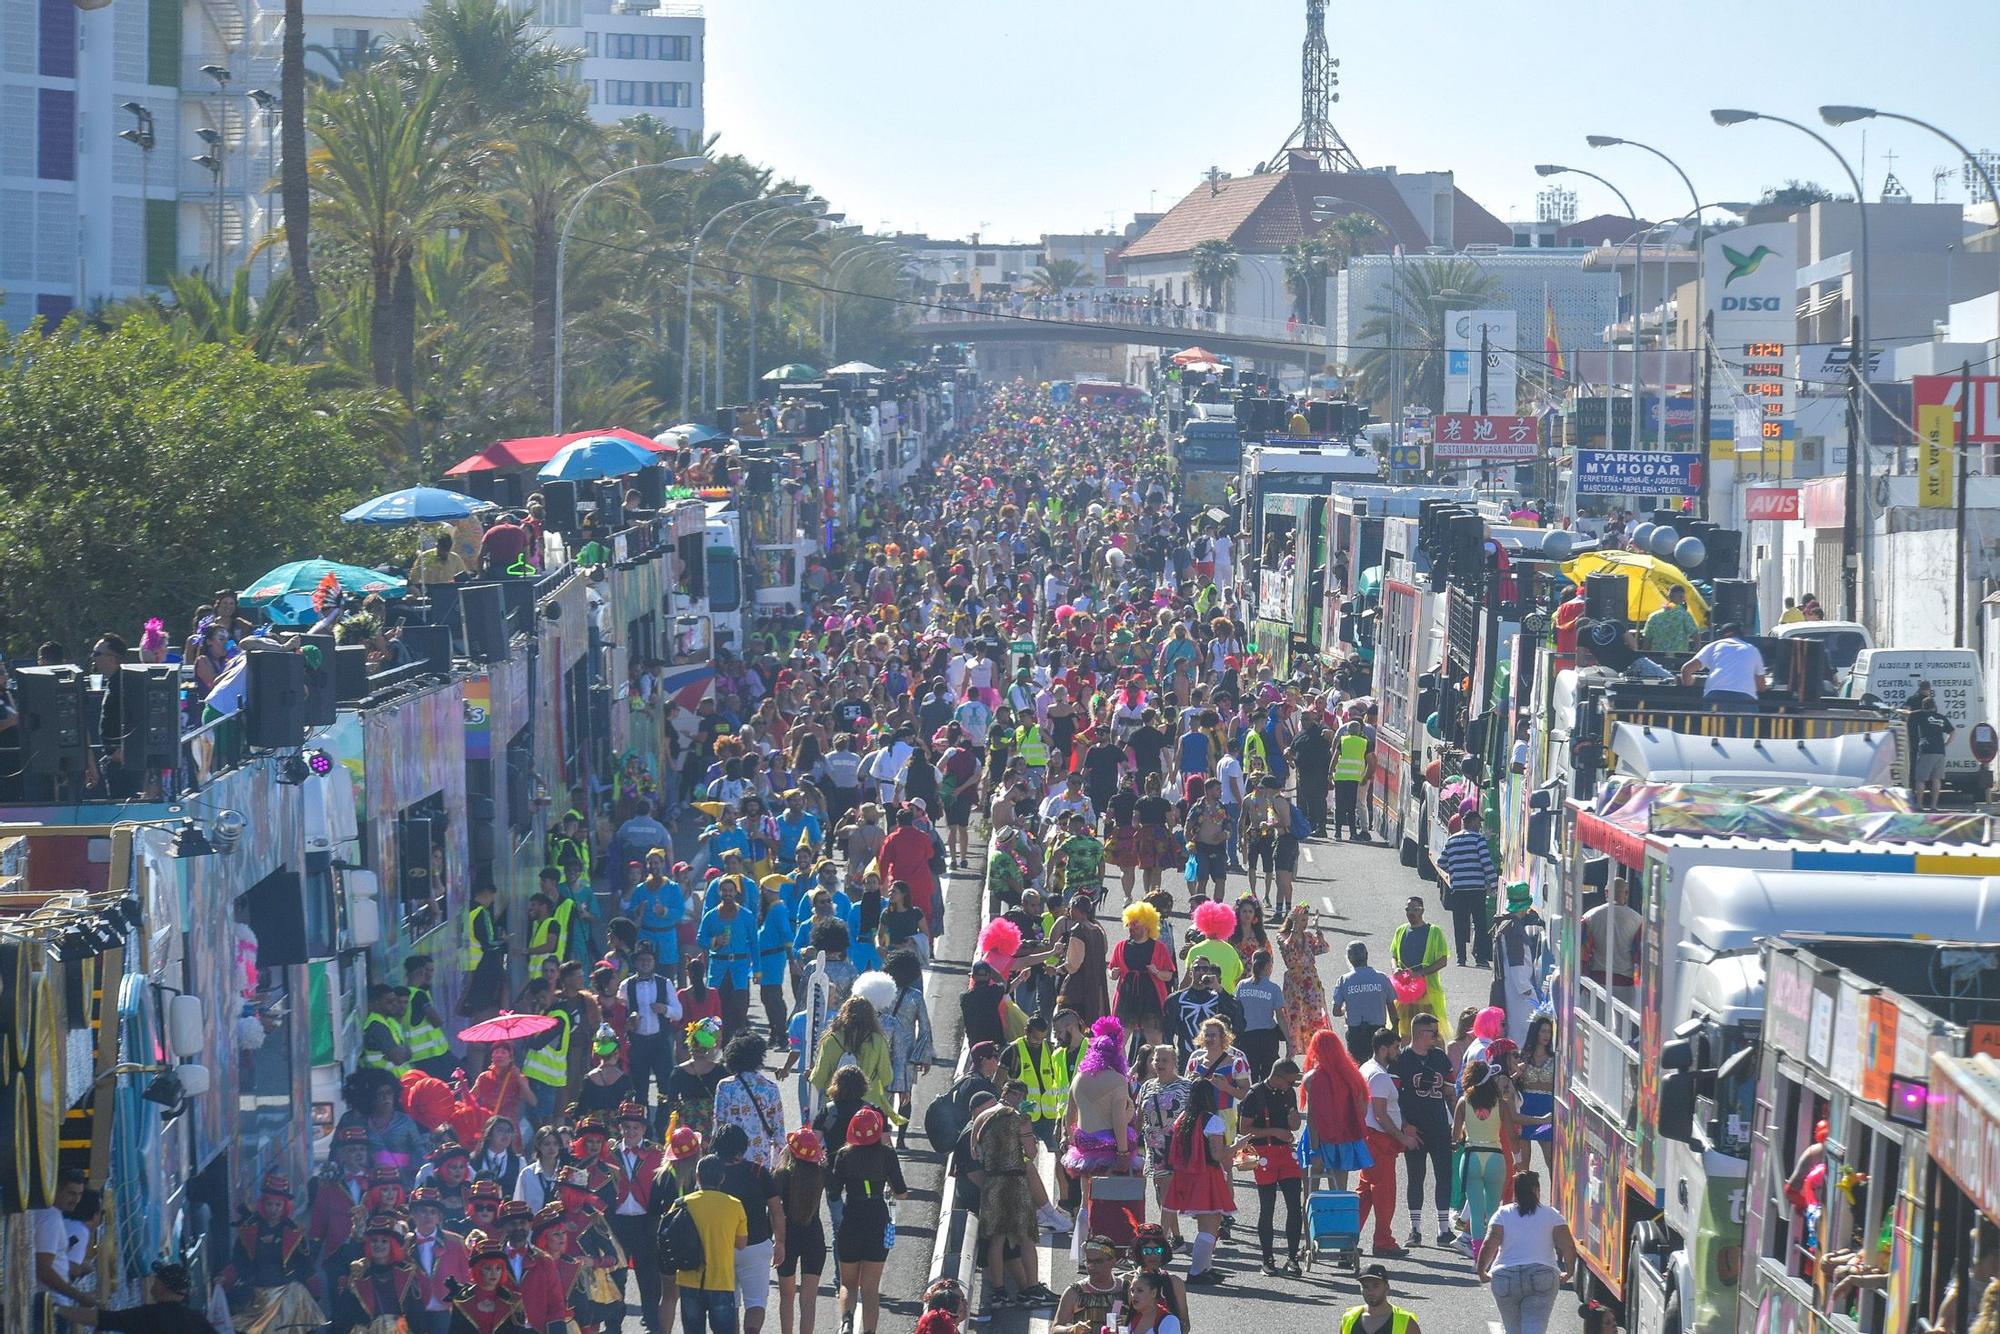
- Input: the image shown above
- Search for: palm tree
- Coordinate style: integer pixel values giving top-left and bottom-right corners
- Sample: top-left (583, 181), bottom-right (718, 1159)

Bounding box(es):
top-left (281, 0), bottom-right (317, 327)
top-left (1188, 239), bottom-right (1238, 311)
top-left (1319, 211), bottom-right (1383, 267)
top-left (393, 0), bottom-right (582, 141)
top-left (1282, 236), bottom-right (1329, 323)
top-left (492, 102), bottom-right (596, 407)
top-left (1027, 257), bottom-right (1089, 295)
top-left (1349, 257), bottom-right (1503, 412)
top-left (308, 70), bottom-right (499, 424)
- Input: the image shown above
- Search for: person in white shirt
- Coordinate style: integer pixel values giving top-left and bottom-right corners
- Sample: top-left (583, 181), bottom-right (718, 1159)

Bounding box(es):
top-left (872, 731), bottom-right (915, 804)
top-left (945, 648), bottom-right (969, 698)
top-left (1215, 751), bottom-right (1247, 869)
top-left (1044, 570), bottom-right (1069, 607)
top-left (967, 654), bottom-right (995, 694)
top-left (1357, 1029), bottom-right (1415, 1258)
top-left (33, 1171), bottom-right (90, 1307)
top-left (1679, 623), bottom-right (1768, 705)
top-left (1211, 531), bottom-right (1234, 591)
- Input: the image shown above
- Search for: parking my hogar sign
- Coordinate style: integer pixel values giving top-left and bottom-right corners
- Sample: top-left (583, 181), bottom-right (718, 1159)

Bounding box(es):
top-left (1575, 449), bottom-right (1701, 497)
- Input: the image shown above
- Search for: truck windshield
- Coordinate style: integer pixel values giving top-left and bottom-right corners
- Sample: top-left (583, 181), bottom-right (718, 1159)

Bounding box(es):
top-left (707, 547), bottom-right (741, 612)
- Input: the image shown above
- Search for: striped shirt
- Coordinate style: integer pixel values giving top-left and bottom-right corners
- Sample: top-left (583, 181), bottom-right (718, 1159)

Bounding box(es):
top-left (1439, 829), bottom-right (1496, 897)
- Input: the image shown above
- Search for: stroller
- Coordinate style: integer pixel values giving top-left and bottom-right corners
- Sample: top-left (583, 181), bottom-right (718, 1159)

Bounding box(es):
top-left (1305, 1189), bottom-right (1362, 1276)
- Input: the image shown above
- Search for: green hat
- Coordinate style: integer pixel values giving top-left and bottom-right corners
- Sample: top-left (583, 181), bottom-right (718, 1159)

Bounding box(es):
top-left (1506, 882), bottom-right (1533, 912)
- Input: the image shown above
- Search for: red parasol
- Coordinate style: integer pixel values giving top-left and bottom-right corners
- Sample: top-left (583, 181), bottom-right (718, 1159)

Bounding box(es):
top-left (457, 1012), bottom-right (559, 1042)
top-left (1169, 346), bottom-right (1220, 366)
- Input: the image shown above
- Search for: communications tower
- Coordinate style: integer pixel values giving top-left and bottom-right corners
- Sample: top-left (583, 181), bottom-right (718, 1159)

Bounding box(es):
top-left (1270, 0), bottom-right (1362, 172)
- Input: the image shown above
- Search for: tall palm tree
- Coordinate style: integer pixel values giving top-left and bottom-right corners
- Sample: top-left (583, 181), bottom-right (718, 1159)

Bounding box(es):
top-left (1188, 239), bottom-right (1238, 311)
top-left (1282, 236), bottom-right (1329, 323)
top-left (308, 71), bottom-right (498, 426)
top-left (1027, 257), bottom-right (1089, 295)
top-left (392, 0), bottom-right (581, 141)
top-left (281, 0), bottom-right (317, 327)
top-left (1319, 211), bottom-right (1383, 268)
top-left (492, 102), bottom-right (596, 408)
top-left (1350, 257), bottom-right (1503, 412)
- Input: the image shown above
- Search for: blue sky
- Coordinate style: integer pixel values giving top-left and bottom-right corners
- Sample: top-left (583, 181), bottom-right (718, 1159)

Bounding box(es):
top-left (705, 0), bottom-right (2000, 244)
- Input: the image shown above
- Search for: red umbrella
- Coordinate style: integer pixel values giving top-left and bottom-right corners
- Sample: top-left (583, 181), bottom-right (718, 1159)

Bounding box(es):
top-left (457, 1012), bottom-right (559, 1043)
top-left (1169, 346), bottom-right (1219, 366)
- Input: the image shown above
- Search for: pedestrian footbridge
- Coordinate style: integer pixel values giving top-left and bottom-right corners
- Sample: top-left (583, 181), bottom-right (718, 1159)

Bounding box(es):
top-left (907, 303), bottom-right (1332, 367)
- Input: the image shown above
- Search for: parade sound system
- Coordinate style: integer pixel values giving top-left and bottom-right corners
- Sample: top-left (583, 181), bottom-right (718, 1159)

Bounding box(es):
top-left (1703, 530), bottom-right (1743, 580)
top-left (501, 577), bottom-right (536, 627)
top-left (401, 624), bottom-right (454, 678)
top-left (118, 664), bottom-right (181, 767)
top-left (332, 645), bottom-right (371, 702)
top-left (300, 633), bottom-right (338, 724)
top-left (1304, 399), bottom-right (1335, 436)
top-left (14, 666), bottom-right (86, 777)
top-left (1709, 578), bottom-right (1757, 631)
top-left (634, 464), bottom-right (667, 511)
top-left (493, 473), bottom-right (525, 511)
top-left (540, 480), bottom-right (578, 535)
top-left (595, 482), bottom-right (624, 530)
top-left (461, 471), bottom-right (496, 503)
top-left (461, 583), bottom-right (508, 661)
top-left (243, 649), bottom-right (306, 750)
top-left (1584, 572), bottom-right (1628, 623)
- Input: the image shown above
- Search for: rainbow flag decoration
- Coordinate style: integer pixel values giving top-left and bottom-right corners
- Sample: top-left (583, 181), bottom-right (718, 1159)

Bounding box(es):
top-left (1544, 288), bottom-right (1566, 382)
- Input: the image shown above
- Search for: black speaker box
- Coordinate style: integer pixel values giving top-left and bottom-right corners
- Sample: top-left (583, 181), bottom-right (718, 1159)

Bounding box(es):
top-left (462, 583), bottom-right (508, 661)
top-left (402, 624), bottom-right (454, 677)
top-left (15, 666), bottom-right (87, 775)
top-left (462, 471), bottom-right (496, 503)
top-left (596, 482), bottom-right (624, 530)
top-left (333, 644), bottom-right (371, 702)
top-left (634, 464), bottom-right (667, 510)
top-left (541, 480), bottom-right (578, 535)
top-left (300, 633), bottom-right (338, 724)
top-left (1584, 572), bottom-right (1628, 623)
top-left (1709, 578), bottom-right (1757, 632)
top-left (243, 649), bottom-right (306, 749)
top-left (494, 473), bottom-right (525, 511)
top-left (1704, 530), bottom-right (1743, 580)
top-left (118, 664), bottom-right (181, 766)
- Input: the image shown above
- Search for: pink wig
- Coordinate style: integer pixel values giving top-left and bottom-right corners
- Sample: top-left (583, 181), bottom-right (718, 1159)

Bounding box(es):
top-left (1474, 1006), bottom-right (1506, 1041)
top-left (1191, 899), bottom-right (1237, 942)
top-left (977, 916), bottom-right (1022, 961)
top-left (1077, 1016), bottom-right (1127, 1077)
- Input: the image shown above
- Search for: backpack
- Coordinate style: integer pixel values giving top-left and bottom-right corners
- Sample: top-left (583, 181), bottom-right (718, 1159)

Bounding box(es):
top-left (925, 1080), bottom-right (972, 1155)
top-left (655, 1198), bottom-right (706, 1276)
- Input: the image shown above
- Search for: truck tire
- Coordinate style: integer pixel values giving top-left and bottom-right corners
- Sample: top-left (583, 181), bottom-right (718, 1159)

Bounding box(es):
top-left (1399, 837), bottom-right (1419, 868)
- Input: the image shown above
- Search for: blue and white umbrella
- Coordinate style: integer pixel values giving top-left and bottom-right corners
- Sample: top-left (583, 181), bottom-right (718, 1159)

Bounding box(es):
top-left (537, 434), bottom-right (660, 482)
top-left (657, 422), bottom-right (722, 445)
top-left (340, 486), bottom-right (496, 525)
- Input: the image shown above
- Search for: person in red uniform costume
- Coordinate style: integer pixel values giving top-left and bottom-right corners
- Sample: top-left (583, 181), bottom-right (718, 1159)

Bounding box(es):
top-left (606, 1102), bottom-right (668, 1334)
top-left (446, 1241), bottom-right (530, 1334)
top-left (308, 1127), bottom-right (373, 1296)
top-left (877, 805), bottom-right (941, 935)
top-left (328, 1216), bottom-right (425, 1334)
top-left (496, 1202), bottom-right (571, 1334)
top-left (406, 1187), bottom-right (473, 1334)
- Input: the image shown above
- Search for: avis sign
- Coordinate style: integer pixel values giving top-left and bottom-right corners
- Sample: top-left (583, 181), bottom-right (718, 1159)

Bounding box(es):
top-left (1913, 375), bottom-right (2000, 445)
top-left (1432, 413), bottom-right (1539, 461)
top-left (1744, 487), bottom-right (1801, 521)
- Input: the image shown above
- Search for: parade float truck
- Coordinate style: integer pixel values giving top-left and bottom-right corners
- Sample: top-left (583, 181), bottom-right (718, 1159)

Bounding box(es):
top-left (1237, 445), bottom-right (1381, 675)
top-left (1170, 402), bottom-right (1240, 511)
top-left (1366, 513), bottom-right (1445, 866)
top-left (1545, 776), bottom-right (2000, 1334)
top-left (1732, 934), bottom-right (2000, 1334)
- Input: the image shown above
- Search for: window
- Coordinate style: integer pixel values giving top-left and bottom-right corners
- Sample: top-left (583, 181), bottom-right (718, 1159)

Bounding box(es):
top-left (974, 251), bottom-right (995, 266)
top-left (610, 32), bottom-right (638, 58)
top-left (583, 78), bottom-right (597, 103)
top-left (655, 33), bottom-right (689, 60)
top-left (37, 88), bottom-right (73, 180)
top-left (601, 79), bottom-right (689, 107)
top-left (39, 0), bottom-right (74, 79)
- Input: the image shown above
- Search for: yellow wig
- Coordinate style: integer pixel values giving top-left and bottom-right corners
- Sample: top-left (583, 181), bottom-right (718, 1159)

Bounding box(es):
top-left (1121, 900), bottom-right (1160, 940)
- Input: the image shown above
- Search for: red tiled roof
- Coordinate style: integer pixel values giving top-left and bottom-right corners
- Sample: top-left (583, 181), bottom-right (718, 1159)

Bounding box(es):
top-left (1122, 167), bottom-right (1529, 259)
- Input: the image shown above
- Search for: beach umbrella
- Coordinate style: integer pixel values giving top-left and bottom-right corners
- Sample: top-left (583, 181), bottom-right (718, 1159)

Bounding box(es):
top-left (241, 559), bottom-right (406, 608)
top-left (1169, 346), bottom-right (1219, 366)
top-left (341, 486), bottom-right (496, 525)
top-left (1562, 549), bottom-right (1710, 626)
top-left (658, 422), bottom-right (722, 445)
top-left (538, 434), bottom-right (658, 482)
top-left (760, 362), bottom-right (820, 383)
top-left (826, 360), bottom-right (887, 376)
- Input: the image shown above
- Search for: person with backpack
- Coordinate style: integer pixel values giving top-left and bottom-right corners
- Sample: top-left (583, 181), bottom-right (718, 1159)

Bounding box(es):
top-left (664, 1156), bottom-right (745, 1334)
top-left (829, 1108), bottom-right (906, 1334)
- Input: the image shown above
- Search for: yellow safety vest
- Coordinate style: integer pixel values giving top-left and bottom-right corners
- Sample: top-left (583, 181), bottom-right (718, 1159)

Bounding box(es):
top-left (528, 901), bottom-right (574, 976)
top-left (1244, 731), bottom-right (1269, 774)
top-left (1018, 725), bottom-right (1049, 768)
top-left (361, 1013), bottom-right (411, 1076)
top-left (1010, 1038), bottom-right (1070, 1122)
top-left (522, 1009), bottom-right (571, 1088)
top-left (462, 904), bottom-right (492, 972)
top-left (1340, 1309), bottom-right (1413, 1334)
top-left (404, 989), bottom-right (448, 1063)
top-left (1334, 733), bottom-right (1370, 783)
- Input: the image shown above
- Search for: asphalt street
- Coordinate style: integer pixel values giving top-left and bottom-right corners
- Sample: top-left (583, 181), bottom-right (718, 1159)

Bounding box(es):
top-left (757, 825), bottom-right (1587, 1334)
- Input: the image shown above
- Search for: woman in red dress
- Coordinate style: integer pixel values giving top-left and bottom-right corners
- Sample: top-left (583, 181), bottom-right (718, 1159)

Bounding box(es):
top-left (1161, 1080), bottom-right (1234, 1285)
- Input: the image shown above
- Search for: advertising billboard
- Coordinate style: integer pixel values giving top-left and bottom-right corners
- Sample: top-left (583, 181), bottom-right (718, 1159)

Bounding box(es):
top-left (1575, 449), bottom-right (1701, 497)
top-left (1703, 222), bottom-right (1794, 454)
top-left (1432, 413), bottom-right (1539, 460)
top-left (1443, 308), bottom-right (1518, 415)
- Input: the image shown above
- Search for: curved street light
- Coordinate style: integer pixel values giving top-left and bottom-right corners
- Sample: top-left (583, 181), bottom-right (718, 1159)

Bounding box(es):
top-left (1713, 107), bottom-right (1872, 623)
top-left (709, 198), bottom-right (825, 410)
top-left (1588, 134), bottom-right (1708, 446)
top-left (680, 192), bottom-right (807, 418)
top-left (746, 215), bottom-right (820, 401)
top-left (551, 153), bottom-right (706, 430)
top-left (1539, 165), bottom-right (1645, 449)
top-left (828, 246), bottom-right (905, 360)
top-left (824, 241), bottom-right (902, 355)
top-left (1315, 195), bottom-right (1406, 444)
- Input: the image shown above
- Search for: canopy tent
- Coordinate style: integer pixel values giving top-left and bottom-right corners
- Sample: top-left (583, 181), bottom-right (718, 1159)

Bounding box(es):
top-left (1561, 549), bottom-right (1710, 627)
top-left (825, 360), bottom-right (887, 376)
top-left (445, 427), bottom-right (664, 476)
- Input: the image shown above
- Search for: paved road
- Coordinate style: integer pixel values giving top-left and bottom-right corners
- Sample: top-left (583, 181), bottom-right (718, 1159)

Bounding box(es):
top-left (754, 828), bottom-right (1587, 1334)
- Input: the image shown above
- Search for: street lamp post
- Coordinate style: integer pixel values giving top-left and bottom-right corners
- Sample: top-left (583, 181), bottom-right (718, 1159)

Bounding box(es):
top-left (118, 103), bottom-right (155, 286)
top-left (552, 154), bottom-right (706, 431)
top-left (1589, 135), bottom-right (1708, 447)
top-left (747, 215), bottom-right (816, 402)
top-left (681, 193), bottom-right (806, 421)
top-left (200, 65), bottom-right (231, 280)
top-left (824, 243), bottom-right (900, 360)
top-left (1539, 165), bottom-right (1645, 450)
top-left (248, 89), bottom-right (278, 287)
top-left (714, 198), bottom-right (824, 410)
top-left (1713, 109), bottom-right (1871, 625)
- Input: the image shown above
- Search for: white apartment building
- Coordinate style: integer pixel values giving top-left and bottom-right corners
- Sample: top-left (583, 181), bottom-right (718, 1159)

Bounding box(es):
top-left (310, 0), bottom-right (704, 132)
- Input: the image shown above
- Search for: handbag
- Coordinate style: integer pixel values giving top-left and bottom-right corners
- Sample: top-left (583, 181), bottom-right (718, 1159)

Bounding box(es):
top-left (1288, 800), bottom-right (1313, 841)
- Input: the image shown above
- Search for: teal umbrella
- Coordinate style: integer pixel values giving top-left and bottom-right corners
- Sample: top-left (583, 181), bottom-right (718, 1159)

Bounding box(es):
top-left (241, 559), bottom-right (407, 608)
top-left (760, 362), bottom-right (820, 383)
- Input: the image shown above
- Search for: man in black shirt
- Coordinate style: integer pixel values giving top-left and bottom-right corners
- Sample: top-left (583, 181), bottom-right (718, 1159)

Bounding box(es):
top-left (1389, 1013), bottom-right (1455, 1248)
top-left (1126, 712), bottom-right (1172, 783)
top-left (1164, 959), bottom-right (1243, 1060)
top-left (709, 1124), bottom-right (784, 1334)
top-left (70, 1263), bottom-right (215, 1334)
top-left (1906, 682), bottom-right (1956, 811)
top-left (832, 684), bottom-right (873, 735)
top-left (1079, 736), bottom-right (1125, 815)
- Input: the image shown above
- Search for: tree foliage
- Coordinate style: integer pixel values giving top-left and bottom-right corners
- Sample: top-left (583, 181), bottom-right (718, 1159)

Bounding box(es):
top-left (0, 320), bottom-right (387, 650)
top-left (1349, 257), bottom-right (1504, 412)
top-left (1759, 179), bottom-right (1849, 206)
top-left (1189, 239), bottom-right (1239, 310)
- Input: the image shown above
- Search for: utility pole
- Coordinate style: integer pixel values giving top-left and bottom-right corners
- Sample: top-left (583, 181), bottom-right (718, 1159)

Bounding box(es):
top-left (1957, 358), bottom-right (1972, 644)
top-left (1695, 311), bottom-right (1714, 520)
top-left (1841, 313), bottom-right (1862, 623)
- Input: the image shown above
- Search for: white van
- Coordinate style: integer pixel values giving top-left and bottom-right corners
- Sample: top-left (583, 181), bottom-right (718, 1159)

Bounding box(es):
top-left (1769, 619), bottom-right (1872, 684)
top-left (1841, 647), bottom-right (1993, 796)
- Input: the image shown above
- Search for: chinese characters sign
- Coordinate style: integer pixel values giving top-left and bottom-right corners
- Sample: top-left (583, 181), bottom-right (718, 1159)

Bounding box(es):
top-left (1432, 413), bottom-right (1539, 461)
